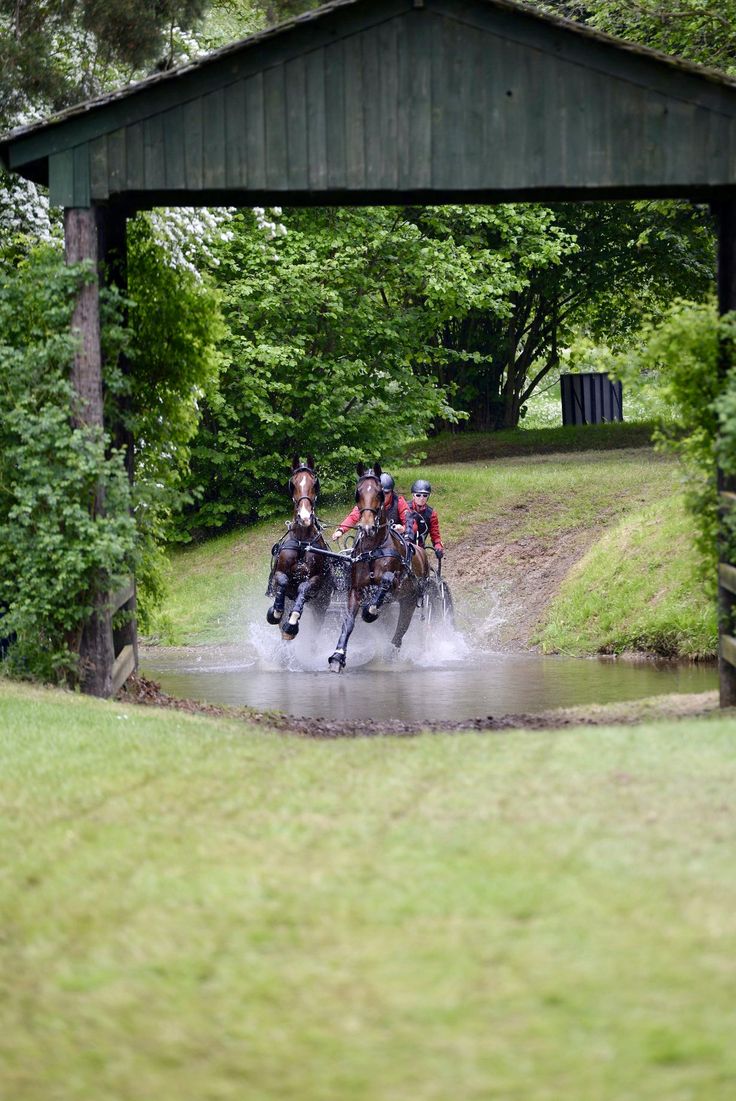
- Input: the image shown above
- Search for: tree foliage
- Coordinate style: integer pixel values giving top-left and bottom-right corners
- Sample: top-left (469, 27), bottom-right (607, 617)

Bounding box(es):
top-left (0, 0), bottom-right (208, 124)
top-left (123, 215), bottom-right (225, 610)
top-left (410, 200), bottom-right (714, 429)
top-left (543, 1), bottom-right (736, 74)
top-left (603, 301), bottom-right (736, 598)
top-left (178, 206), bottom-right (473, 535)
top-left (0, 248), bottom-right (135, 681)
top-left (0, 221), bottom-right (223, 676)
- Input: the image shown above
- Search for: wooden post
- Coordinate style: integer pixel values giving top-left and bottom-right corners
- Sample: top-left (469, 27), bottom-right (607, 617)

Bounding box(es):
top-left (98, 204), bottom-right (139, 681)
top-left (715, 199), bottom-right (736, 707)
top-left (65, 206), bottom-right (114, 697)
top-left (97, 205), bottom-right (134, 479)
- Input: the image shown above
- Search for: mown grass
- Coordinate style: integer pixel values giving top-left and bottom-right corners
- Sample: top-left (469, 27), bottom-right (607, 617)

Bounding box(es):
top-left (153, 448), bottom-right (682, 644)
top-left (2, 680), bottom-right (736, 1101)
top-left (538, 494), bottom-right (718, 659)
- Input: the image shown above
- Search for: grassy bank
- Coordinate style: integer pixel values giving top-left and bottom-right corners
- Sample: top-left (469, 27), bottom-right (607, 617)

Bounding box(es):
top-left (152, 448), bottom-right (687, 646)
top-left (538, 494), bottom-right (716, 659)
top-left (2, 680), bottom-right (735, 1101)
top-left (422, 421), bottom-right (655, 463)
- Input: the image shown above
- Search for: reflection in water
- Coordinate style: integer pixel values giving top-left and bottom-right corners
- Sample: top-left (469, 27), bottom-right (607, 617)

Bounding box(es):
top-left (142, 597), bottom-right (716, 721)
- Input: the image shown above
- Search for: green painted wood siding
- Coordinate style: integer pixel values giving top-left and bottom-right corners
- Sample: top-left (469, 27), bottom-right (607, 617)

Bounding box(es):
top-left (36, 0), bottom-right (736, 206)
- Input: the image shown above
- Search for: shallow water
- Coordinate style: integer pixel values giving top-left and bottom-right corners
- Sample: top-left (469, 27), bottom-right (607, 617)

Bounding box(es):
top-left (142, 600), bottom-right (716, 721)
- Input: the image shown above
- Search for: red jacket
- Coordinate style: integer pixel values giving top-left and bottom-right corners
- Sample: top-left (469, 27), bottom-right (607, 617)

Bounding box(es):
top-left (337, 492), bottom-right (409, 531)
top-left (408, 503), bottom-right (443, 550)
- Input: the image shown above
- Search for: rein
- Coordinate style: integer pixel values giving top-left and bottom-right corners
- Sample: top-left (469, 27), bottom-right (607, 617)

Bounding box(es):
top-left (272, 531), bottom-right (349, 561)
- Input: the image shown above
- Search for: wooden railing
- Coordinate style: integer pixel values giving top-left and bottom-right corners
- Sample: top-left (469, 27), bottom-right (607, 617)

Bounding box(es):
top-left (719, 563), bottom-right (736, 666)
top-left (110, 578), bottom-right (137, 695)
top-left (719, 491), bottom-right (736, 703)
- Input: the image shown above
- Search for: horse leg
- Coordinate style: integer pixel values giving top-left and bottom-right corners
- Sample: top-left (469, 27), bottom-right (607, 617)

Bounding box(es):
top-left (390, 595), bottom-right (417, 651)
top-left (362, 571), bottom-right (395, 623)
top-left (329, 589), bottom-right (360, 672)
top-left (282, 574), bottom-right (320, 640)
top-left (267, 571), bottom-right (288, 625)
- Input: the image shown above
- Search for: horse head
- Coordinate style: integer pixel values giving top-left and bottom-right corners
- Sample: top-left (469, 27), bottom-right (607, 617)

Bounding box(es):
top-left (354, 461), bottom-right (384, 537)
top-left (289, 454), bottom-right (320, 527)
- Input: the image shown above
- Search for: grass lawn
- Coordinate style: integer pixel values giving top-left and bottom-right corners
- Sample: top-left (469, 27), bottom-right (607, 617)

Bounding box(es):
top-left (153, 448), bottom-right (685, 645)
top-left (1, 680), bottom-right (735, 1100)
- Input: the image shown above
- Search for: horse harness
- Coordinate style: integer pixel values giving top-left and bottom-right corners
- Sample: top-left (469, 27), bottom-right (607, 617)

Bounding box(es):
top-left (271, 531), bottom-right (328, 561)
top-left (351, 530), bottom-right (415, 585)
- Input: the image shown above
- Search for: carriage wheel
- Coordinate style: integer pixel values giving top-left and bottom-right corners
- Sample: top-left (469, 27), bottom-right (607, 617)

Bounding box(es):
top-left (426, 576), bottom-right (454, 630)
top-left (439, 579), bottom-right (454, 627)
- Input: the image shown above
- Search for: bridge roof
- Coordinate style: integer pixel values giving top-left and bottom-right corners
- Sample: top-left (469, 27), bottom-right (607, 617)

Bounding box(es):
top-left (3, 0), bottom-right (736, 207)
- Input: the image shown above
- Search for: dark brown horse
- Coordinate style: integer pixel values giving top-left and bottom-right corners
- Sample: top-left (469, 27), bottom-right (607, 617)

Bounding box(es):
top-left (328, 462), bottom-right (428, 672)
top-left (267, 455), bottom-right (332, 640)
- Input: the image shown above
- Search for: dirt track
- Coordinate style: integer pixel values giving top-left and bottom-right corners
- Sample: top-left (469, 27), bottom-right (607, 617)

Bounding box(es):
top-left (449, 515), bottom-right (595, 650)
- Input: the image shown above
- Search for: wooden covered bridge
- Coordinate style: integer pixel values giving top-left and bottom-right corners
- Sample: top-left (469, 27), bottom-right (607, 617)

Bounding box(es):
top-left (2, 0), bottom-right (736, 701)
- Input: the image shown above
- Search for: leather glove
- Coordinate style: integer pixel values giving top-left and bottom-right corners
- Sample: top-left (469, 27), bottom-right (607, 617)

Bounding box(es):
top-left (435, 548), bottom-right (444, 559)
top-left (332, 529), bottom-right (343, 542)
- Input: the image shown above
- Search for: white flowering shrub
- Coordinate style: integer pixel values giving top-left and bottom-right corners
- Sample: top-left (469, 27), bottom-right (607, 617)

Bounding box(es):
top-left (145, 206), bottom-right (285, 277)
top-left (146, 207), bottom-right (235, 278)
top-left (0, 171), bottom-right (58, 251)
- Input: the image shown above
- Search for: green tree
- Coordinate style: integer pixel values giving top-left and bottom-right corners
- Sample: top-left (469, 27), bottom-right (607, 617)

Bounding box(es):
top-left (412, 200), bottom-right (714, 430)
top-left (123, 214), bottom-right (224, 614)
top-left (542, 1), bottom-right (736, 74)
top-left (611, 302), bottom-right (736, 591)
top-left (179, 205), bottom-right (489, 534)
top-left (0, 0), bottom-right (209, 124)
top-left (0, 247), bottom-right (135, 681)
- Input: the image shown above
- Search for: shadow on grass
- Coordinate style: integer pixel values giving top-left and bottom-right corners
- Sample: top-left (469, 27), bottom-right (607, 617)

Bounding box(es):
top-left (422, 421), bottom-right (656, 463)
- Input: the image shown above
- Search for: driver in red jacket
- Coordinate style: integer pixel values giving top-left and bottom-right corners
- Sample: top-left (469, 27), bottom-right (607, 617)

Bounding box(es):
top-left (406, 479), bottom-right (444, 560)
top-left (332, 472), bottom-right (409, 541)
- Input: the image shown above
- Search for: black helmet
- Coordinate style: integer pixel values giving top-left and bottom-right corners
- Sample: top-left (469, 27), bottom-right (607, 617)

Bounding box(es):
top-left (411, 478), bottom-right (432, 495)
top-left (380, 473), bottom-right (395, 493)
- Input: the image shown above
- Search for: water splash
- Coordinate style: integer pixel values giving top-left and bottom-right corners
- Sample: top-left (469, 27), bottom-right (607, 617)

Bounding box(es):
top-left (247, 593), bottom-right (476, 673)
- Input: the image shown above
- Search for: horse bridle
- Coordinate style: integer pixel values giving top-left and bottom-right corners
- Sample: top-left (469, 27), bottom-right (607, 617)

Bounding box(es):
top-left (354, 473), bottom-right (386, 536)
top-left (289, 465), bottom-right (320, 516)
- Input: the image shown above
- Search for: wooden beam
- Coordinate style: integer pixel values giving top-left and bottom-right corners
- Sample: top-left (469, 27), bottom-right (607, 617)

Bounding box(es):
top-left (721, 633), bottom-right (736, 671)
top-left (65, 206), bottom-right (115, 698)
top-left (111, 644), bottom-right (136, 695)
top-left (98, 206), bottom-right (138, 681)
top-left (97, 204), bottom-right (134, 481)
top-left (715, 198), bottom-right (736, 707)
top-left (66, 208), bottom-right (105, 428)
top-left (111, 580), bottom-right (135, 613)
top-left (719, 563), bottom-right (736, 596)
top-left (112, 578), bottom-right (138, 683)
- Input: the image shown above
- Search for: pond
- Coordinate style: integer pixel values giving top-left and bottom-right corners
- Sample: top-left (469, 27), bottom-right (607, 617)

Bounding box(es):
top-left (142, 603), bottom-right (716, 722)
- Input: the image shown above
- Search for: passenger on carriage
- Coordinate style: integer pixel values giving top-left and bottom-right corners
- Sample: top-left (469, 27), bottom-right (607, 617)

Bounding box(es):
top-left (406, 479), bottom-right (444, 560)
top-left (331, 472), bottom-right (409, 542)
